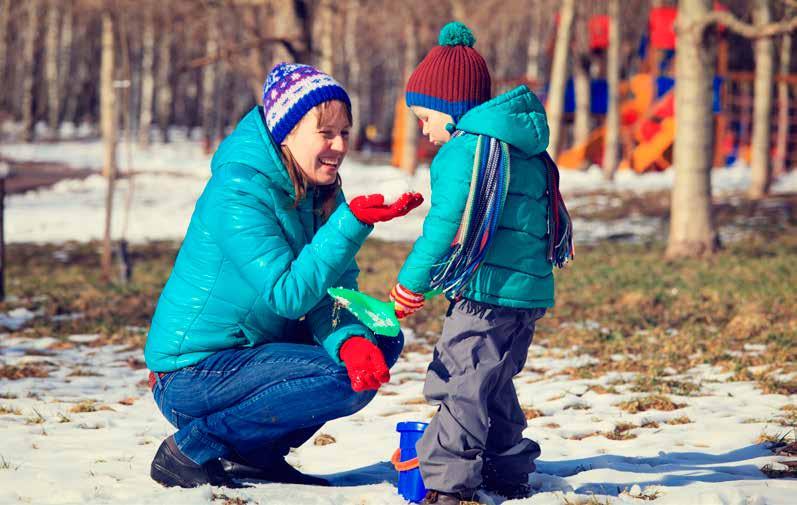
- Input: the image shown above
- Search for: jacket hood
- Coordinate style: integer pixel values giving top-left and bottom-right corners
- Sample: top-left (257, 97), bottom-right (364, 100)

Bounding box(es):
top-left (455, 85), bottom-right (550, 157)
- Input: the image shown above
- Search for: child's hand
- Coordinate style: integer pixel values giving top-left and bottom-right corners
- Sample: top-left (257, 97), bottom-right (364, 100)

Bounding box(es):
top-left (339, 336), bottom-right (390, 392)
top-left (390, 283), bottom-right (425, 319)
top-left (349, 192), bottom-right (424, 225)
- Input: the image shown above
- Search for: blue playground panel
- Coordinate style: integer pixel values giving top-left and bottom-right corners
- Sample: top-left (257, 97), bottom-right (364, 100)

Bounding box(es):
top-left (655, 76), bottom-right (723, 113)
top-left (563, 79), bottom-right (608, 115)
top-left (554, 74), bottom-right (724, 115)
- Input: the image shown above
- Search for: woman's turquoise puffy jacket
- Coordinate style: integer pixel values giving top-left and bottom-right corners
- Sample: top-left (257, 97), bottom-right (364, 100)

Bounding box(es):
top-left (398, 85), bottom-right (555, 308)
top-left (144, 107), bottom-right (374, 372)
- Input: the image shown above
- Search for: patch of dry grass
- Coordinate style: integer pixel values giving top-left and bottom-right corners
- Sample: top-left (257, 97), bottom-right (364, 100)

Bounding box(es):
top-left (313, 434), bottom-right (336, 446)
top-left (0, 405), bottom-right (21, 415)
top-left (665, 416), bottom-right (693, 425)
top-left (523, 407), bottom-right (545, 419)
top-left (605, 422), bottom-right (638, 440)
top-left (616, 395), bottom-right (684, 414)
top-left (0, 365), bottom-right (50, 380)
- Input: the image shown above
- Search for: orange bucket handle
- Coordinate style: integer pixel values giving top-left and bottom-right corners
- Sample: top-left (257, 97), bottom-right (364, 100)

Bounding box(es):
top-left (391, 448), bottom-right (419, 471)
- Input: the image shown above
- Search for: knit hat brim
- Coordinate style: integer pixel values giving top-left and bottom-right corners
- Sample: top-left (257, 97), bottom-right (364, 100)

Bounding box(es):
top-left (405, 91), bottom-right (484, 121)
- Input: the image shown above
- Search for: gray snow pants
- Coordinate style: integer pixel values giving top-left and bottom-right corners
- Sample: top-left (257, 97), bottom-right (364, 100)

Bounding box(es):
top-left (416, 298), bottom-right (546, 494)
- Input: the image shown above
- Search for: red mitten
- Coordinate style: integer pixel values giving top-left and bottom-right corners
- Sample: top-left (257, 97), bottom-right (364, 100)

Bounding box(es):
top-left (390, 283), bottom-right (425, 319)
top-left (349, 192), bottom-right (424, 225)
top-left (339, 337), bottom-right (390, 392)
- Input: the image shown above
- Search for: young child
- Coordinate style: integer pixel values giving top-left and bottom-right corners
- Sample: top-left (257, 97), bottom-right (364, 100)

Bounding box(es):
top-left (389, 22), bottom-right (573, 505)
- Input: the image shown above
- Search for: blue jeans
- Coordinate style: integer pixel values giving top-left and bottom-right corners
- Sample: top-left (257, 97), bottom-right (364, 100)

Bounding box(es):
top-left (152, 331), bottom-right (404, 465)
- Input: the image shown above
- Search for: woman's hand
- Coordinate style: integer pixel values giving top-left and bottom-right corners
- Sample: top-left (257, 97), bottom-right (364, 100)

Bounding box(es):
top-left (349, 192), bottom-right (424, 225)
top-left (390, 283), bottom-right (425, 319)
top-left (339, 337), bottom-right (390, 392)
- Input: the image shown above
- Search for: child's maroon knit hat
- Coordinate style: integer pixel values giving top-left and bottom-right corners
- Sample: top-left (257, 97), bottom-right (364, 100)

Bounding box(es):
top-left (405, 22), bottom-right (491, 121)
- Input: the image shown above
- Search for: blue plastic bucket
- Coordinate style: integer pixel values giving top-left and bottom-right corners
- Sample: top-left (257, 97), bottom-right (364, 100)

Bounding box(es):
top-left (394, 421), bottom-right (429, 503)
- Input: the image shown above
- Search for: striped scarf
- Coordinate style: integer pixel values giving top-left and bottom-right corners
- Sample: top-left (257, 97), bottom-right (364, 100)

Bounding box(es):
top-left (541, 151), bottom-right (574, 268)
top-left (430, 132), bottom-right (510, 296)
top-left (430, 132), bottom-right (574, 298)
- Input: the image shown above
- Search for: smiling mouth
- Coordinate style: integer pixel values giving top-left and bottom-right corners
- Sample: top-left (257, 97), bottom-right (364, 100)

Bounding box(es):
top-left (319, 159), bottom-right (339, 170)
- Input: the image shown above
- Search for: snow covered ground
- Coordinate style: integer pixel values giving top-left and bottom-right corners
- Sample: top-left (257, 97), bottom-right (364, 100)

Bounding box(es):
top-left (3, 138), bottom-right (797, 245)
top-left (1, 329), bottom-right (795, 505)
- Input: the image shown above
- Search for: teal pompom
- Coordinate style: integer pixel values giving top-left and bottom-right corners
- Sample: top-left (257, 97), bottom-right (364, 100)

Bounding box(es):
top-left (438, 21), bottom-right (476, 47)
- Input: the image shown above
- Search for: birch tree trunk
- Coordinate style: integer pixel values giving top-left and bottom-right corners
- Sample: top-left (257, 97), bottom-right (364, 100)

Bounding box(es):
top-left (603, 0), bottom-right (621, 179)
top-left (139, 9), bottom-right (155, 147)
top-left (100, 11), bottom-right (117, 279)
top-left (400, 21), bottom-right (419, 175)
top-left (202, 7), bottom-right (219, 147)
top-left (45, 1), bottom-right (60, 135)
top-left (316, 0), bottom-right (334, 74)
top-left (58, 1), bottom-right (73, 126)
top-left (573, 54), bottom-right (591, 164)
top-left (547, 0), bottom-right (575, 159)
top-left (667, 0), bottom-right (719, 258)
top-left (749, 0), bottom-right (775, 199)
top-left (344, 0), bottom-right (362, 149)
top-left (0, 0), bottom-right (9, 110)
top-left (156, 22), bottom-right (173, 143)
top-left (21, 0), bottom-right (41, 142)
top-left (526, 11), bottom-right (542, 84)
top-left (774, 31), bottom-right (791, 177)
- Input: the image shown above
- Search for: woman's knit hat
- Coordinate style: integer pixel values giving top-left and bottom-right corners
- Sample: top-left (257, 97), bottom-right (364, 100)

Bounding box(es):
top-left (405, 22), bottom-right (491, 121)
top-left (262, 63), bottom-right (351, 144)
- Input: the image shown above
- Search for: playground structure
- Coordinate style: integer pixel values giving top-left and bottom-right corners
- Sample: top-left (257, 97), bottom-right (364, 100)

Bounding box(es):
top-left (551, 5), bottom-right (797, 173)
top-left (391, 5), bottom-right (797, 174)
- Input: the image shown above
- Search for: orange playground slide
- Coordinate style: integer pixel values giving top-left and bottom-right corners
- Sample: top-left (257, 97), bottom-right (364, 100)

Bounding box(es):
top-left (557, 127), bottom-right (605, 169)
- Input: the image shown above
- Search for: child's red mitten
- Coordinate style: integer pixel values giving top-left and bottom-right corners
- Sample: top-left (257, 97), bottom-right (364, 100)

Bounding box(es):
top-left (390, 283), bottom-right (425, 319)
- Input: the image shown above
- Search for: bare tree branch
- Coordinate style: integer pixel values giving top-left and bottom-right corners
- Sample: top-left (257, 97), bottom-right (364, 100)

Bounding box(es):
top-left (779, 0), bottom-right (797, 11)
top-left (686, 10), bottom-right (797, 39)
top-left (180, 36), bottom-right (303, 72)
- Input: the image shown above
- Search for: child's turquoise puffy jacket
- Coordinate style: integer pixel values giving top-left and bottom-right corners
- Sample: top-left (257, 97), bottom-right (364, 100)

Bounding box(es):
top-left (144, 107), bottom-right (375, 372)
top-left (398, 85), bottom-right (554, 308)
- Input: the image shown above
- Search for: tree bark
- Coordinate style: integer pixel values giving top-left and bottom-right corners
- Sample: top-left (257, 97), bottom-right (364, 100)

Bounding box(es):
top-left (399, 20), bottom-right (419, 175)
top-left (749, 0), bottom-right (775, 199)
top-left (45, 1), bottom-right (60, 136)
top-left (21, 0), bottom-right (41, 142)
top-left (525, 11), bottom-right (542, 84)
top-left (603, 0), bottom-right (621, 180)
top-left (775, 30), bottom-right (792, 177)
top-left (202, 7), bottom-right (220, 146)
top-left (0, 0), bottom-right (9, 111)
top-left (100, 10), bottom-right (117, 280)
top-left (155, 19), bottom-right (172, 143)
top-left (344, 0), bottom-right (362, 149)
top-left (573, 54), bottom-right (591, 166)
top-left (667, 0), bottom-right (719, 259)
top-left (316, 0), bottom-right (334, 74)
top-left (58, 0), bottom-right (73, 126)
top-left (546, 0), bottom-right (575, 159)
top-left (139, 9), bottom-right (155, 147)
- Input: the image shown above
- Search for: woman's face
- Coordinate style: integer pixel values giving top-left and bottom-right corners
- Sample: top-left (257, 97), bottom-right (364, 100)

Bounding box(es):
top-left (282, 101), bottom-right (350, 186)
top-left (411, 106), bottom-right (454, 146)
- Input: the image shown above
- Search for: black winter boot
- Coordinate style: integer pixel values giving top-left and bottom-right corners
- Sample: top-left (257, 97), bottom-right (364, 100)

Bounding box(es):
top-left (421, 489), bottom-right (484, 504)
top-left (481, 466), bottom-right (533, 499)
top-left (219, 457), bottom-right (330, 486)
top-left (150, 436), bottom-right (244, 488)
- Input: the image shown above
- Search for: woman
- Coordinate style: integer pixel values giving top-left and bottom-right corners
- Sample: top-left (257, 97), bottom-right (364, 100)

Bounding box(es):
top-left (143, 63), bottom-right (423, 488)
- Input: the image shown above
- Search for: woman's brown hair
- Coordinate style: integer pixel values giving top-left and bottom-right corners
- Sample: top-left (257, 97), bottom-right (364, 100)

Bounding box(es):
top-left (280, 100), bottom-right (353, 222)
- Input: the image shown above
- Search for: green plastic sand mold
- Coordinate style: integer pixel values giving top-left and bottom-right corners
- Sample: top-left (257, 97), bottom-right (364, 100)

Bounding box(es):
top-left (327, 287), bottom-right (440, 337)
